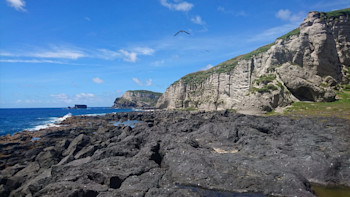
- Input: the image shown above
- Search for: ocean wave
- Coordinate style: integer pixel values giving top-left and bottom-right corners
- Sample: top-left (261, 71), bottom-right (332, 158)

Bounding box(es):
top-left (28, 113), bottom-right (72, 131)
top-left (81, 113), bottom-right (107, 117)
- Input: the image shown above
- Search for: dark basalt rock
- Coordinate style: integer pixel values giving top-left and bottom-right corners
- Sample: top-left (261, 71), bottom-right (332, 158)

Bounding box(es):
top-left (0, 111), bottom-right (350, 196)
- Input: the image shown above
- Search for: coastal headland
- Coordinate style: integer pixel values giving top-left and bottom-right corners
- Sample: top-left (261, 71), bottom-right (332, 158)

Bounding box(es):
top-left (1, 111), bottom-right (349, 196)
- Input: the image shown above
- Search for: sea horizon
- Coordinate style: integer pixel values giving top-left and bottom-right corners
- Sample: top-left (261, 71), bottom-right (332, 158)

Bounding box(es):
top-left (0, 107), bottom-right (134, 136)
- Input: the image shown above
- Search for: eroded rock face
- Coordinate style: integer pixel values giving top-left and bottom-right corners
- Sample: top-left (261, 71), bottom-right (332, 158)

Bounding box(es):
top-left (157, 10), bottom-right (350, 112)
top-left (1, 111), bottom-right (349, 197)
top-left (113, 90), bottom-right (162, 109)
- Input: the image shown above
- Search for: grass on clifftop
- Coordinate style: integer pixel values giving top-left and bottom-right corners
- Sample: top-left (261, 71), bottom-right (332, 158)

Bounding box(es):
top-left (128, 90), bottom-right (162, 96)
top-left (267, 90), bottom-right (350, 120)
top-left (277, 28), bottom-right (300, 40)
top-left (177, 43), bottom-right (275, 85)
top-left (321, 8), bottom-right (350, 20)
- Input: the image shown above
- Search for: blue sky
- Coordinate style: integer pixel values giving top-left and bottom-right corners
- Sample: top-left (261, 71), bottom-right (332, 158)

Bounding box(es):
top-left (1, 0), bottom-right (349, 108)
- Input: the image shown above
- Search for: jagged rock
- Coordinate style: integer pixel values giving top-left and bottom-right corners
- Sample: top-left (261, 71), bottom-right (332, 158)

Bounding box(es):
top-left (112, 90), bottom-right (162, 109)
top-left (157, 9), bottom-right (350, 112)
top-left (1, 101), bottom-right (350, 196)
top-left (62, 134), bottom-right (90, 157)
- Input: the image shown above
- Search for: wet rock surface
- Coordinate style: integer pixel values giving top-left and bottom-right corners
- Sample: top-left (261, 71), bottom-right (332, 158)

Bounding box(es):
top-left (0, 111), bottom-right (350, 197)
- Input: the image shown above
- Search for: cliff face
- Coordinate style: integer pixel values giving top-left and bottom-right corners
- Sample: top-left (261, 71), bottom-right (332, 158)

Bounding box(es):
top-left (113, 90), bottom-right (162, 108)
top-left (157, 9), bottom-right (350, 112)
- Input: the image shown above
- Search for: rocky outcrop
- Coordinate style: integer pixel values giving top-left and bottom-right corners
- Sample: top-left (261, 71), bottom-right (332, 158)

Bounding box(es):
top-left (1, 111), bottom-right (350, 196)
top-left (157, 9), bottom-right (350, 112)
top-left (113, 90), bottom-right (162, 109)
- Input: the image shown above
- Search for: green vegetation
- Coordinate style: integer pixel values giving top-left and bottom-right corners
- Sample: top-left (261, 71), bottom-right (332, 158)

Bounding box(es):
top-left (181, 70), bottom-right (213, 84)
top-left (241, 43), bottom-right (275, 60)
top-left (214, 61), bottom-right (238, 74)
top-left (277, 81), bottom-right (284, 90)
top-left (320, 8), bottom-right (350, 21)
top-left (253, 74), bottom-right (276, 85)
top-left (250, 84), bottom-right (278, 94)
top-left (343, 84), bottom-right (350, 91)
top-left (128, 90), bottom-right (162, 96)
top-left (174, 43), bottom-right (275, 85)
top-left (277, 28), bottom-right (301, 40)
top-left (267, 90), bottom-right (350, 120)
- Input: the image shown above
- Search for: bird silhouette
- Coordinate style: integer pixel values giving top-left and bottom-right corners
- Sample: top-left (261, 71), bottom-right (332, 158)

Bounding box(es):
top-left (174, 30), bottom-right (190, 36)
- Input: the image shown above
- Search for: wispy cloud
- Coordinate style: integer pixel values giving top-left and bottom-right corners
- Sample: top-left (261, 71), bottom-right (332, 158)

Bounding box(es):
top-left (50, 93), bottom-right (72, 104)
top-left (276, 9), bottom-right (305, 22)
top-left (200, 64), bottom-right (214, 71)
top-left (145, 79), bottom-right (153, 86)
top-left (248, 23), bottom-right (299, 42)
top-left (160, 0), bottom-right (194, 12)
top-left (92, 77), bottom-right (104, 84)
top-left (50, 92), bottom-right (96, 104)
top-left (132, 78), bottom-right (153, 86)
top-left (75, 93), bottom-right (95, 100)
top-left (133, 47), bottom-right (155, 55)
top-left (191, 15), bottom-right (206, 25)
top-left (0, 46), bottom-right (86, 60)
top-left (119, 50), bottom-right (137, 63)
top-left (217, 6), bottom-right (247, 16)
top-left (312, 0), bottom-right (350, 9)
top-left (31, 48), bottom-right (86, 59)
top-left (6, 0), bottom-right (26, 12)
top-left (0, 59), bottom-right (64, 64)
top-left (97, 49), bottom-right (121, 60)
top-left (1, 45), bottom-right (155, 63)
top-left (152, 60), bottom-right (165, 67)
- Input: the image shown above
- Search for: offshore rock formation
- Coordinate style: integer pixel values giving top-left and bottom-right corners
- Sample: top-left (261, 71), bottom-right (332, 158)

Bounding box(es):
top-left (113, 90), bottom-right (162, 109)
top-left (157, 9), bottom-right (350, 112)
top-left (0, 111), bottom-right (349, 196)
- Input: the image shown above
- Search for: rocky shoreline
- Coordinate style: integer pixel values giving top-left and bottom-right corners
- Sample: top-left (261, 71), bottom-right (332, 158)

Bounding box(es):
top-left (1, 111), bottom-right (350, 196)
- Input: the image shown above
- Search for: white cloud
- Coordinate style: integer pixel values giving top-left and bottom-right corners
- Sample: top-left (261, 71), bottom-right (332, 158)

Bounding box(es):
top-left (133, 47), bottom-right (155, 55)
top-left (1, 45), bottom-right (154, 63)
top-left (191, 16), bottom-right (206, 25)
top-left (160, 0), bottom-right (194, 12)
top-left (0, 46), bottom-right (86, 60)
top-left (200, 64), bottom-right (214, 71)
top-left (92, 77), bottom-right (104, 84)
top-left (217, 6), bottom-right (247, 16)
top-left (152, 60), bottom-right (165, 66)
top-left (132, 78), bottom-right (143, 86)
top-left (75, 93), bottom-right (95, 99)
top-left (50, 93), bottom-right (73, 104)
top-left (248, 23), bottom-right (299, 42)
top-left (50, 93), bottom-right (95, 104)
top-left (132, 78), bottom-right (153, 86)
top-left (31, 48), bottom-right (86, 59)
top-left (145, 79), bottom-right (153, 86)
top-left (0, 59), bottom-right (64, 64)
top-left (6, 0), bottom-right (26, 12)
top-left (97, 49), bottom-right (121, 60)
top-left (50, 93), bottom-right (69, 100)
top-left (276, 9), bottom-right (305, 22)
top-left (119, 49), bottom-right (137, 62)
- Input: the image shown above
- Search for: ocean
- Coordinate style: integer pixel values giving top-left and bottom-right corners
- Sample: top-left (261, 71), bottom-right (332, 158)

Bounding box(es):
top-left (0, 107), bottom-right (134, 136)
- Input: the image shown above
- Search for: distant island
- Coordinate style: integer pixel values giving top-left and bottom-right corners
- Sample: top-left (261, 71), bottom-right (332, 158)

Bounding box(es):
top-left (112, 90), bottom-right (162, 109)
top-left (67, 105), bottom-right (87, 109)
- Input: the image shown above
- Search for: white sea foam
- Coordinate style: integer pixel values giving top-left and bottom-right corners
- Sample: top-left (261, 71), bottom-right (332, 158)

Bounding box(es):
top-left (28, 113), bottom-right (72, 131)
top-left (82, 113), bottom-right (107, 117)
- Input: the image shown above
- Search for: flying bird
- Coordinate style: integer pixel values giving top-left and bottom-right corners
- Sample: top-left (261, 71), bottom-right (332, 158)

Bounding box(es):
top-left (174, 30), bottom-right (190, 36)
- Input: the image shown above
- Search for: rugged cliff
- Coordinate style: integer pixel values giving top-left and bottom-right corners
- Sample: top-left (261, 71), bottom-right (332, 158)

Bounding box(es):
top-left (157, 8), bottom-right (350, 112)
top-left (113, 90), bottom-right (162, 108)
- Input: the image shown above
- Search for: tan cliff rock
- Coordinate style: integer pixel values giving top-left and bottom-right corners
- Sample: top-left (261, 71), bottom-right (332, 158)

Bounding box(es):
top-left (157, 9), bottom-right (350, 112)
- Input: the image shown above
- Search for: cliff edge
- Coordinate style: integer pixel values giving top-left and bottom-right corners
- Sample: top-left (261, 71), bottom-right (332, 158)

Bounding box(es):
top-left (157, 8), bottom-right (350, 112)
